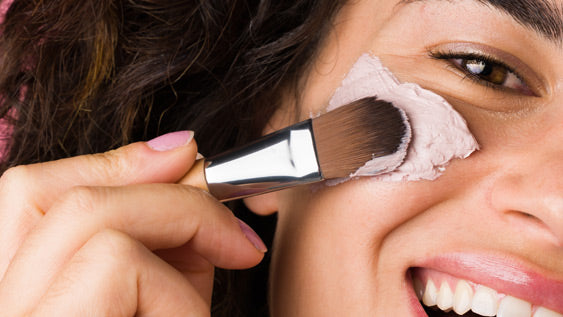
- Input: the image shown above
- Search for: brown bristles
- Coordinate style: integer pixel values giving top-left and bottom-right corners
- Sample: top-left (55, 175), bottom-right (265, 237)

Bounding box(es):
top-left (311, 97), bottom-right (409, 179)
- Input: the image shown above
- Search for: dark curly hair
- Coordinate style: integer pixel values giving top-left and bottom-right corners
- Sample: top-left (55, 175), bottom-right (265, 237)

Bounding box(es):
top-left (0, 0), bottom-right (344, 315)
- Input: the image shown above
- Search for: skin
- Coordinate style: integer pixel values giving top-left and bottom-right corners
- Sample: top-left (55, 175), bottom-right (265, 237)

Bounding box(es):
top-left (0, 134), bottom-right (266, 316)
top-left (247, 0), bottom-right (563, 315)
top-left (0, 0), bottom-right (561, 316)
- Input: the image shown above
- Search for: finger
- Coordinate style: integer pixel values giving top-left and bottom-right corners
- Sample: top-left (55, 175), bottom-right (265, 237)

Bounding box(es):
top-left (2, 130), bottom-right (197, 212)
top-left (154, 244), bottom-right (216, 303)
top-left (0, 131), bottom-right (197, 277)
top-left (31, 229), bottom-right (210, 317)
top-left (0, 183), bottom-right (265, 315)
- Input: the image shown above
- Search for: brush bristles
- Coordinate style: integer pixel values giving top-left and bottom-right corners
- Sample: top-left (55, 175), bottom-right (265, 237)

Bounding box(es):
top-left (311, 97), bottom-right (409, 179)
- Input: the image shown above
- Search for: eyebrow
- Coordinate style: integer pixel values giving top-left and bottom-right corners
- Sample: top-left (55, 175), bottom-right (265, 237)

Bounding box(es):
top-left (400, 0), bottom-right (563, 44)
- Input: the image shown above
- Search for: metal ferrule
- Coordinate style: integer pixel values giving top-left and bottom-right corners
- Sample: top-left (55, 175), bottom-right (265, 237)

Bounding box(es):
top-left (204, 120), bottom-right (322, 202)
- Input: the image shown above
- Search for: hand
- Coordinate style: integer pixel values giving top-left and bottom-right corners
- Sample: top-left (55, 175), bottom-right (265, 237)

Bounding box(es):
top-left (0, 131), bottom-right (266, 316)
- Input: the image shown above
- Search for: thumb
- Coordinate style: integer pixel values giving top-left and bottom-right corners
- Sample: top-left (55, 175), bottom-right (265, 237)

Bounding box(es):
top-left (9, 130), bottom-right (198, 211)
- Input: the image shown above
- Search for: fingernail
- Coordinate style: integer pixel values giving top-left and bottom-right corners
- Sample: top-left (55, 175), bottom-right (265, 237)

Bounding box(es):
top-left (147, 131), bottom-right (194, 151)
top-left (237, 218), bottom-right (267, 253)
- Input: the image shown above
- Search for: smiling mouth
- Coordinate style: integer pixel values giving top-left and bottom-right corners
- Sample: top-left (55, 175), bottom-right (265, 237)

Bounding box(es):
top-left (408, 267), bottom-right (563, 317)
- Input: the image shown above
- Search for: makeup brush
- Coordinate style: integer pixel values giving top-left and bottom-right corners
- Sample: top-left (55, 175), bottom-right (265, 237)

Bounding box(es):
top-left (181, 97), bottom-right (411, 201)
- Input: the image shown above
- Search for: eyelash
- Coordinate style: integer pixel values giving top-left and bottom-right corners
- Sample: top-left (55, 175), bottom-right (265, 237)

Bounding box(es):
top-left (429, 50), bottom-right (533, 95)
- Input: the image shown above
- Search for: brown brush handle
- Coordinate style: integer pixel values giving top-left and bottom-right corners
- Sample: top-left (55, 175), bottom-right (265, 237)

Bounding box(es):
top-left (179, 158), bottom-right (209, 192)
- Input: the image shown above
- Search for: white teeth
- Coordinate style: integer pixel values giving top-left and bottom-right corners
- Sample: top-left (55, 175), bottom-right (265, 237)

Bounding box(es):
top-left (437, 281), bottom-right (454, 310)
top-left (422, 278), bottom-right (438, 306)
top-left (471, 285), bottom-right (499, 316)
top-left (535, 307), bottom-right (563, 317)
top-left (497, 295), bottom-right (532, 317)
top-left (453, 280), bottom-right (473, 315)
top-left (413, 278), bottom-right (424, 300)
top-left (417, 276), bottom-right (563, 317)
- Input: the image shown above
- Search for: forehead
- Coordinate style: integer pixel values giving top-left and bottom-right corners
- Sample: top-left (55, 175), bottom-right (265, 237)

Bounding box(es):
top-left (398, 0), bottom-right (563, 45)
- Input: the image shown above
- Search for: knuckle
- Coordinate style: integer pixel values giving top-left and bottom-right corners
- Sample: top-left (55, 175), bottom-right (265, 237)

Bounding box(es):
top-left (49, 230), bottom-right (141, 315)
top-left (0, 165), bottom-right (32, 193)
top-left (82, 148), bottom-right (139, 183)
top-left (87, 229), bottom-right (144, 266)
top-left (55, 186), bottom-right (103, 216)
top-left (88, 150), bottom-right (125, 181)
top-left (179, 184), bottom-right (218, 206)
top-left (176, 184), bottom-right (223, 217)
top-left (0, 165), bottom-right (38, 216)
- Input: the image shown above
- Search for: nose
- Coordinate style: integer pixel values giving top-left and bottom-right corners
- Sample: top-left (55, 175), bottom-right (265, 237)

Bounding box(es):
top-left (489, 148), bottom-right (563, 245)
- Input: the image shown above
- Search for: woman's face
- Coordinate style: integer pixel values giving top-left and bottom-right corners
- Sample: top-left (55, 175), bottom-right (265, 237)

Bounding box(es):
top-left (254, 0), bottom-right (563, 315)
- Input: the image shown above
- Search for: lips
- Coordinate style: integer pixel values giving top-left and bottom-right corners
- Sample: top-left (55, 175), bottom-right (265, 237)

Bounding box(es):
top-left (407, 253), bottom-right (563, 316)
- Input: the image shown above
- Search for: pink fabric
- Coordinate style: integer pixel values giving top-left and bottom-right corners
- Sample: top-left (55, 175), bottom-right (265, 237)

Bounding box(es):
top-left (0, 0), bottom-right (14, 159)
top-left (0, 124), bottom-right (10, 159)
top-left (0, 0), bottom-right (12, 24)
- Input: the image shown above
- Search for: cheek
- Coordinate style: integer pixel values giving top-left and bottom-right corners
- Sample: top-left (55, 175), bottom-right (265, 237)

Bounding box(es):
top-left (276, 177), bottom-right (451, 250)
top-left (270, 142), bottom-right (493, 314)
top-left (274, 149), bottom-right (487, 256)
top-left (270, 175), bottom-right (466, 314)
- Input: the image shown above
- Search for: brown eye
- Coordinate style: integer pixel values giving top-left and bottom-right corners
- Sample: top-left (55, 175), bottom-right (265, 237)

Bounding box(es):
top-left (460, 59), bottom-right (507, 85)
top-left (449, 57), bottom-right (533, 95)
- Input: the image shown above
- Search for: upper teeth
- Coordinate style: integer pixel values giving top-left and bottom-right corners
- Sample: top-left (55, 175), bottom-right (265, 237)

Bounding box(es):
top-left (415, 277), bottom-right (562, 317)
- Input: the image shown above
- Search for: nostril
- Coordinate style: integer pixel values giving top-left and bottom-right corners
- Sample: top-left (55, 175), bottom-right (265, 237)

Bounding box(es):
top-left (506, 210), bottom-right (544, 225)
top-left (490, 173), bottom-right (563, 246)
top-left (504, 209), bottom-right (561, 245)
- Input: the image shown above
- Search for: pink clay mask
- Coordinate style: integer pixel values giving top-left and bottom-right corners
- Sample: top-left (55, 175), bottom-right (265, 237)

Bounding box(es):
top-left (327, 54), bottom-right (479, 182)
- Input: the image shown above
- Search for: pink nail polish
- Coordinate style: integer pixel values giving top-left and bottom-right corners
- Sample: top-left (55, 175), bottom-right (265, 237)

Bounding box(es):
top-left (147, 131), bottom-right (194, 151)
top-left (237, 219), bottom-right (268, 253)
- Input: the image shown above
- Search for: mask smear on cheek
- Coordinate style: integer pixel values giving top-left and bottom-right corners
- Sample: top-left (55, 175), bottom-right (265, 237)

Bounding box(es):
top-left (326, 54), bottom-right (479, 183)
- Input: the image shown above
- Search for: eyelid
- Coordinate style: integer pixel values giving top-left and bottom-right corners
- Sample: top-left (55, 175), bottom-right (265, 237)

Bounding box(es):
top-left (427, 42), bottom-right (547, 97)
top-left (433, 52), bottom-right (532, 96)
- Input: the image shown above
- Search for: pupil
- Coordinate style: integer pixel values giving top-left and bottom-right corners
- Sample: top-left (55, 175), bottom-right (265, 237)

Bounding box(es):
top-left (462, 58), bottom-right (507, 85)
top-left (464, 59), bottom-right (492, 76)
